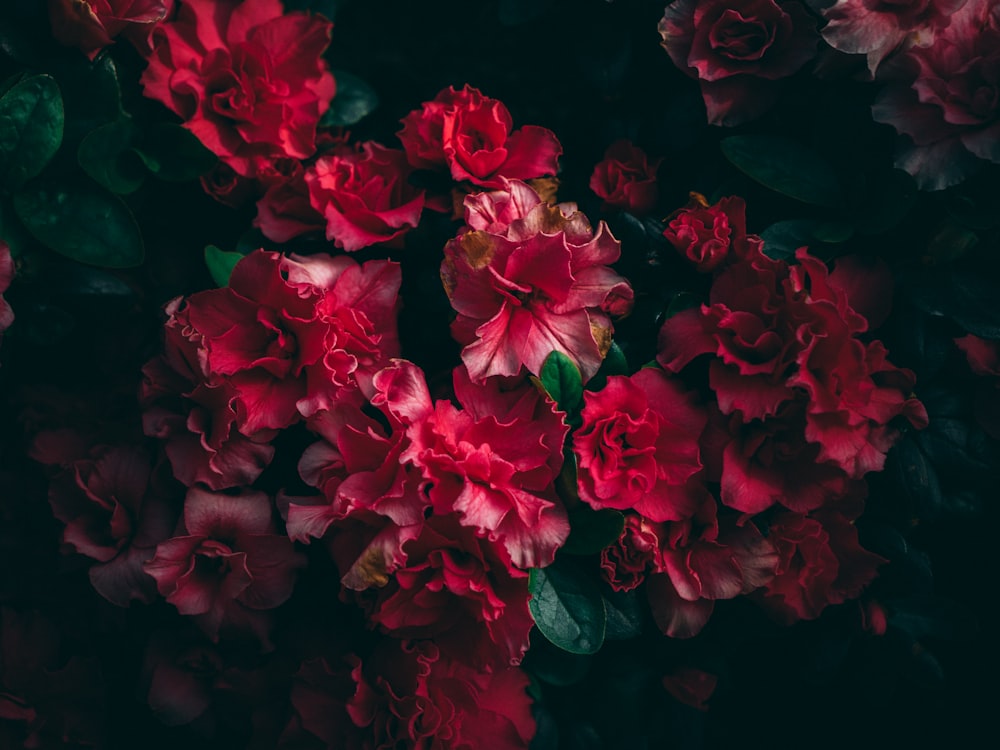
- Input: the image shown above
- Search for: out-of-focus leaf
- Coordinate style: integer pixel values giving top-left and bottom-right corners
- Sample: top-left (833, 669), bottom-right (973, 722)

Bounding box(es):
top-left (320, 71), bottom-right (378, 127)
top-left (603, 587), bottom-right (643, 640)
top-left (13, 181), bottom-right (143, 268)
top-left (721, 135), bottom-right (844, 208)
top-left (0, 74), bottom-right (64, 190)
top-left (78, 119), bottom-right (145, 194)
top-left (133, 124), bottom-right (216, 182)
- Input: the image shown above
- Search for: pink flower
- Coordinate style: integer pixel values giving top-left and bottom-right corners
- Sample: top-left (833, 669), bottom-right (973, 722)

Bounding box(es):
top-left (663, 194), bottom-right (762, 272)
top-left (398, 85), bottom-right (562, 188)
top-left (400, 362), bottom-right (570, 569)
top-left (755, 511), bottom-right (885, 624)
top-left (144, 487), bottom-right (305, 642)
top-left (574, 369), bottom-right (708, 522)
top-left (600, 514), bottom-right (667, 592)
top-left (659, 0), bottom-right (819, 125)
top-left (872, 0), bottom-right (1000, 189)
top-left (48, 0), bottom-right (170, 60)
top-left (822, 0), bottom-right (968, 74)
top-left (283, 640), bottom-right (535, 750)
top-left (442, 179), bottom-right (634, 383)
top-left (141, 0), bottom-right (335, 178)
top-left (589, 140), bottom-right (661, 215)
top-left (47, 444), bottom-right (178, 606)
top-left (305, 142), bottom-right (426, 252)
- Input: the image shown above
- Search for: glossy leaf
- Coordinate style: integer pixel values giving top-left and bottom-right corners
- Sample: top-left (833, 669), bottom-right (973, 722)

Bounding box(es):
top-left (721, 135), bottom-right (843, 208)
top-left (321, 70), bottom-right (378, 127)
top-left (204, 245), bottom-right (243, 287)
top-left (13, 181), bottom-right (143, 268)
top-left (539, 350), bottom-right (584, 413)
top-left (529, 562), bottom-right (606, 655)
top-left (78, 119), bottom-right (145, 195)
top-left (0, 74), bottom-right (64, 191)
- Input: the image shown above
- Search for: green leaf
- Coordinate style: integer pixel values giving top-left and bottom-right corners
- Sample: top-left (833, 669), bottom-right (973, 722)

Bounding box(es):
top-left (663, 291), bottom-right (701, 319)
top-left (13, 181), bottom-right (144, 268)
top-left (0, 74), bottom-right (64, 191)
top-left (539, 350), bottom-right (584, 413)
top-left (587, 341), bottom-right (629, 392)
top-left (561, 507), bottom-right (625, 555)
top-left (78, 119), bottom-right (145, 195)
top-left (602, 588), bottom-right (643, 640)
top-left (133, 124), bottom-right (217, 182)
top-left (321, 71), bottom-right (379, 127)
top-left (528, 562), bottom-right (606, 654)
top-left (205, 245), bottom-right (244, 287)
top-left (721, 135), bottom-right (843, 208)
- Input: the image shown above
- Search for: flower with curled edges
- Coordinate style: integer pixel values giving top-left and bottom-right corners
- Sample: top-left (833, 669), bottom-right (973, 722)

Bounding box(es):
top-left (663, 193), bottom-right (762, 273)
top-left (659, 0), bottom-right (819, 126)
top-left (141, 0), bottom-right (335, 178)
top-left (822, 0), bottom-right (968, 74)
top-left (872, 0), bottom-right (1000, 190)
top-left (305, 141), bottom-right (426, 252)
top-left (141, 250), bottom-right (401, 489)
top-left (398, 85), bottom-right (562, 188)
top-left (442, 179), bottom-right (634, 384)
top-left (48, 0), bottom-right (170, 60)
top-left (144, 487), bottom-right (305, 645)
top-left (574, 368), bottom-right (708, 522)
top-left (47, 444), bottom-right (179, 607)
top-left (281, 640), bottom-right (535, 750)
top-left (754, 511), bottom-right (885, 624)
top-left (658, 238), bottom-right (927, 515)
top-left (589, 139), bottom-right (662, 216)
top-left (602, 501), bottom-right (777, 638)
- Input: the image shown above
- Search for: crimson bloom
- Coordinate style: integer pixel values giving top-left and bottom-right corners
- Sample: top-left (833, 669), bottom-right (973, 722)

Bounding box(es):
top-left (144, 487), bottom-right (305, 643)
top-left (663, 194), bottom-right (761, 272)
top-left (48, 0), bottom-right (170, 59)
top-left (0, 241), bottom-right (13, 350)
top-left (141, 0), bottom-right (335, 178)
top-left (442, 179), bottom-right (634, 383)
top-left (398, 85), bottom-right (562, 188)
top-left (659, 0), bottom-right (819, 125)
top-left (588, 140), bottom-right (661, 215)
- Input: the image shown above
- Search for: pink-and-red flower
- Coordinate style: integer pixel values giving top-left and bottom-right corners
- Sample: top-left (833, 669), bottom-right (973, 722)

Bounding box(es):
top-left (589, 140), bottom-right (661, 215)
top-left (663, 194), bottom-right (761, 273)
top-left (398, 85), bottom-right (562, 188)
top-left (659, 0), bottom-right (820, 125)
top-left (442, 179), bottom-right (634, 383)
top-left (141, 0), bottom-right (335, 178)
top-left (49, 0), bottom-right (171, 59)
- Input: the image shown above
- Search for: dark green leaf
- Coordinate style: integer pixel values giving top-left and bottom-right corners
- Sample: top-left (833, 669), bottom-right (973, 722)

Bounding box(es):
top-left (13, 181), bottom-right (143, 268)
top-left (528, 562), bottom-right (606, 654)
top-left (0, 196), bottom-right (33, 256)
top-left (57, 55), bottom-right (123, 141)
top-left (887, 596), bottom-right (977, 641)
top-left (0, 74), bottom-right (64, 190)
top-left (721, 135), bottom-right (843, 208)
top-left (134, 124), bottom-right (216, 182)
top-left (5, 303), bottom-right (75, 344)
top-left (205, 245), bottom-right (243, 287)
top-left (539, 350), bottom-right (584, 413)
top-left (284, 0), bottom-right (342, 19)
top-left (663, 291), bottom-right (701, 319)
top-left (561, 507), bottom-right (625, 556)
top-left (602, 588), bottom-right (643, 640)
top-left (321, 71), bottom-right (379, 127)
top-left (523, 637), bottom-right (592, 686)
top-left (78, 119), bottom-right (145, 195)
top-left (760, 219), bottom-right (816, 260)
top-left (852, 169), bottom-right (917, 235)
top-left (588, 341), bottom-right (629, 392)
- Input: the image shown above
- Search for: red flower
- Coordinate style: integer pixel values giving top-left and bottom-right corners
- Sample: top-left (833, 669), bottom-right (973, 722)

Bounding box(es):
top-left (141, 250), bottom-right (401, 488)
top-left (872, 0), bottom-right (1000, 189)
top-left (47, 445), bottom-right (178, 606)
top-left (400, 362), bottom-right (570, 569)
top-left (644, 502), bottom-right (777, 638)
top-left (822, 0), bottom-right (968, 74)
top-left (600, 514), bottom-right (667, 592)
top-left (658, 243), bottom-right (926, 513)
top-left (283, 640), bottom-right (535, 750)
top-left (0, 241), bottom-right (13, 350)
top-left (955, 333), bottom-right (1000, 438)
top-left (663, 194), bottom-right (761, 272)
top-left (659, 0), bottom-right (819, 125)
top-left (589, 139), bottom-right (661, 215)
top-left (442, 179), bottom-right (634, 383)
top-left (141, 0), bottom-right (335, 178)
top-left (144, 487), bottom-right (305, 643)
top-left (398, 85), bottom-right (562, 187)
top-left (354, 513), bottom-right (534, 668)
top-left (305, 142), bottom-right (426, 252)
top-left (755, 511), bottom-right (885, 624)
top-left (253, 157), bottom-right (326, 243)
top-left (48, 0), bottom-right (170, 60)
top-left (574, 369), bottom-right (707, 522)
